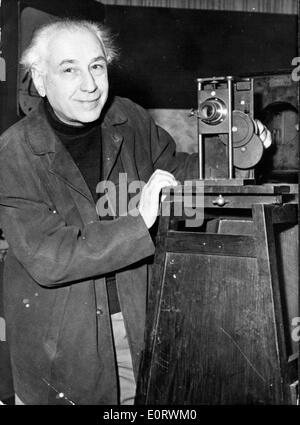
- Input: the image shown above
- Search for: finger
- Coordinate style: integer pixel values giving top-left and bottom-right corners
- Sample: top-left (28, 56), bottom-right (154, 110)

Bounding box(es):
top-left (148, 176), bottom-right (177, 190)
top-left (147, 178), bottom-right (178, 195)
top-left (143, 182), bottom-right (175, 212)
top-left (152, 169), bottom-right (176, 178)
top-left (147, 169), bottom-right (176, 184)
top-left (152, 179), bottom-right (178, 195)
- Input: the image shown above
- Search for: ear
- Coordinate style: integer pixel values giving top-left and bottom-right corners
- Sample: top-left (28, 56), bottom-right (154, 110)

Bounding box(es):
top-left (31, 66), bottom-right (46, 97)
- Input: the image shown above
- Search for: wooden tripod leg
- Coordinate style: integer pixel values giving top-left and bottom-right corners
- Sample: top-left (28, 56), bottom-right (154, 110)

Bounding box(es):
top-left (135, 213), bottom-right (171, 405)
top-left (252, 203), bottom-right (290, 404)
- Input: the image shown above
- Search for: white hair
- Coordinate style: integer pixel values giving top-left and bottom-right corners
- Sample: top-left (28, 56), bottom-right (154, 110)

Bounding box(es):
top-left (20, 19), bottom-right (118, 72)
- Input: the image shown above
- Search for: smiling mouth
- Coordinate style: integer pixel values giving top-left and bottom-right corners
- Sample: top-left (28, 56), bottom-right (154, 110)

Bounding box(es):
top-left (77, 98), bottom-right (100, 103)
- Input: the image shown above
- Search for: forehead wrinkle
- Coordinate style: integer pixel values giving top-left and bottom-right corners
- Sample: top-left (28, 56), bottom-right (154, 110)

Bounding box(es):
top-left (58, 59), bottom-right (76, 66)
top-left (91, 55), bottom-right (107, 62)
top-left (46, 29), bottom-right (106, 68)
top-left (58, 55), bottom-right (107, 68)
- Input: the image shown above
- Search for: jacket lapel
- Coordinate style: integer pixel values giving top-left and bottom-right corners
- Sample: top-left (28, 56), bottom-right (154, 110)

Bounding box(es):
top-left (100, 99), bottom-right (128, 181)
top-left (49, 144), bottom-right (95, 204)
top-left (25, 101), bottom-right (95, 205)
top-left (101, 125), bottom-right (124, 182)
top-left (101, 98), bottom-right (144, 184)
top-left (24, 98), bottom-right (131, 204)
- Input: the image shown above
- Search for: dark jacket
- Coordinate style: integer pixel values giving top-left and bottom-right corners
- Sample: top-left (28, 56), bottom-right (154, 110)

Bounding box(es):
top-left (0, 96), bottom-right (198, 405)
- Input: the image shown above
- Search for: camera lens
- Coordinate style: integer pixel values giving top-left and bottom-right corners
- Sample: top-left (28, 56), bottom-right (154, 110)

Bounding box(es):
top-left (199, 98), bottom-right (227, 125)
top-left (202, 104), bottom-right (215, 119)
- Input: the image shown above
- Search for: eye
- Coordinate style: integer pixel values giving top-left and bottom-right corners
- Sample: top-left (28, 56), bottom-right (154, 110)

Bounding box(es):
top-left (91, 62), bottom-right (106, 72)
top-left (63, 67), bottom-right (75, 73)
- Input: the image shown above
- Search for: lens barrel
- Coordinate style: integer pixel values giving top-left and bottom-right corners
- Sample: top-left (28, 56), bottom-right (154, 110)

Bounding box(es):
top-left (198, 98), bottom-right (227, 125)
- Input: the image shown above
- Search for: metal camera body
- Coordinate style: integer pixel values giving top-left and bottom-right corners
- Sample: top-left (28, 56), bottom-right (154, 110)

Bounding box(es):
top-left (194, 76), bottom-right (263, 180)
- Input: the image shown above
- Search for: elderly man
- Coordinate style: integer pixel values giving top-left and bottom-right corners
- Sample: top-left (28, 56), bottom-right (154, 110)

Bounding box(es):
top-left (0, 19), bottom-right (271, 405)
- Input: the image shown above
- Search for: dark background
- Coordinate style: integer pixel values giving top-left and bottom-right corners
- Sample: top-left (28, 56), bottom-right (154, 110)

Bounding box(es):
top-left (105, 6), bottom-right (297, 108)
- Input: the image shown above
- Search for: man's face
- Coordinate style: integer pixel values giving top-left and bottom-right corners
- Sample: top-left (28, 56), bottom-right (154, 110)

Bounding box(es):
top-left (36, 29), bottom-right (109, 126)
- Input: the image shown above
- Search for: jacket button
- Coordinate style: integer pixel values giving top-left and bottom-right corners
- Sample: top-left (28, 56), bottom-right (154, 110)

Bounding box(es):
top-left (96, 308), bottom-right (103, 316)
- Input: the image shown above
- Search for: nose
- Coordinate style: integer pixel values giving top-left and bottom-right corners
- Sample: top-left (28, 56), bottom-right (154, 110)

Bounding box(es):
top-left (80, 70), bottom-right (97, 93)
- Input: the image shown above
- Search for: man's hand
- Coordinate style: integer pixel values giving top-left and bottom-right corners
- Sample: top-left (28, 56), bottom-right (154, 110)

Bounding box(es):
top-left (254, 119), bottom-right (272, 149)
top-left (138, 169), bottom-right (178, 229)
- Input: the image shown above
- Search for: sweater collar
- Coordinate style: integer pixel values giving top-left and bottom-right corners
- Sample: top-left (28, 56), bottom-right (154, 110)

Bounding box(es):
top-left (24, 96), bottom-right (128, 155)
top-left (43, 98), bottom-right (100, 138)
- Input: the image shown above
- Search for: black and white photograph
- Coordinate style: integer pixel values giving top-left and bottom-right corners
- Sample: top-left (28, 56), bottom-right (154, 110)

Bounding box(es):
top-left (0, 0), bottom-right (298, 414)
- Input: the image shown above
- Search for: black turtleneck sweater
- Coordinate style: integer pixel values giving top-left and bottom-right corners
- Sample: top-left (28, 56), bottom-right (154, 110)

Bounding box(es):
top-left (44, 100), bottom-right (120, 314)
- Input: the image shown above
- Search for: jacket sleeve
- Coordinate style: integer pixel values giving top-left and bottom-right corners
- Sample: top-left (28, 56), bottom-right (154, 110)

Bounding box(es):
top-left (126, 98), bottom-right (199, 183)
top-left (0, 137), bottom-right (155, 288)
top-left (151, 123), bottom-right (199, 183)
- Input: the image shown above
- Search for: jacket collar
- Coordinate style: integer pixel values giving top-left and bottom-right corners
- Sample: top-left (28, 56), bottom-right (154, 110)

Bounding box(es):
top-left (24, 97), bottom-right (128, 156)
top-left (101, 96), bottom-right (128, 128)
top-left (23, 97), bottom-right (128, 203)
